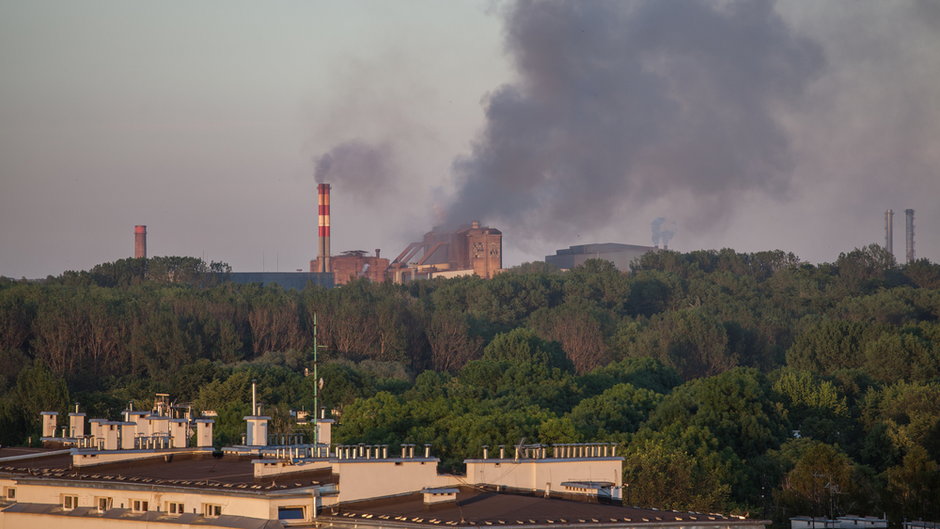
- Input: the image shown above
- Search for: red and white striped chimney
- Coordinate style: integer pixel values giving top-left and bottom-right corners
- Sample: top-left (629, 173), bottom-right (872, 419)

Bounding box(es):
top-left (317, 184), bottom-right (331, 273)
top-left (134, 225), bottom-right (147, 259)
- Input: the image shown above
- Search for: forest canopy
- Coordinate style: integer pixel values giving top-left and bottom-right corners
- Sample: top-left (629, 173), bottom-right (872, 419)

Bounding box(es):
top-left (1, 245), bottom-right (939, 523)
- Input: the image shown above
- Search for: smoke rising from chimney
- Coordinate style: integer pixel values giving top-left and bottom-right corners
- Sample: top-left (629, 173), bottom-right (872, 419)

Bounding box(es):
top-left (313, 140), bottom-right (397, 202)
top-left (651, 217), bottom-right (676, 249)
top-left (444, 0), bottom-right (824, 241)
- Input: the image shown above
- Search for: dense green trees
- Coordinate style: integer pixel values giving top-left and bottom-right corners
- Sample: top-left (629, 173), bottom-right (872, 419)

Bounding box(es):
top-left (1, 249), bottom-right (938, 522)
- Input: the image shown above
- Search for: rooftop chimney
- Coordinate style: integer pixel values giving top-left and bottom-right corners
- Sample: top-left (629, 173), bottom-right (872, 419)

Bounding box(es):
top-left (885, 209), bottom-right (894, 257)
top-left (317, 184), bottom-right (331, 273)
top-left (134, 225), bottom-right (147, 259)
top-left (906, 208), bottom-right (915, 263)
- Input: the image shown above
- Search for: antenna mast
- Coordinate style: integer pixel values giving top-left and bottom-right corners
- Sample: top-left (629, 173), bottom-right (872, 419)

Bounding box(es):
top-left (313, 312), bottom-right (319, 447)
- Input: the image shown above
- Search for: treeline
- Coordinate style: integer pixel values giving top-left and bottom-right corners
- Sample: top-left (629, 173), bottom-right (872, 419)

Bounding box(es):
top-left (0, 246), bottom-right (939, 522)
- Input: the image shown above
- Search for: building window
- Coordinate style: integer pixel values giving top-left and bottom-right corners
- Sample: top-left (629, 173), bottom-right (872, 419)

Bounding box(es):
top-left (278, 506), bottom-right (306, 521)
top-left (131, 499), bottom-right (149, 512)
top-left (96, 497), bottom-right (112, 512)
top-left (63, 495), bottom-right (79, 510)
top-left (167, 502), bottom-right (185, 515)
top-left (203, 503), bottom-right (222, 517)
top-left (4, 487), bottom-right (14, 500)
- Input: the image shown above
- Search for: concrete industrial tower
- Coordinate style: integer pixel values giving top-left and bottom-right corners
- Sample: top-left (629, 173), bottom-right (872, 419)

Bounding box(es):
top-left (905, 208), bottom-right (915, 263)
top-left (134, 225), bottom-right (147, 259)
top-left (884, 209), bottom-right (893, 257)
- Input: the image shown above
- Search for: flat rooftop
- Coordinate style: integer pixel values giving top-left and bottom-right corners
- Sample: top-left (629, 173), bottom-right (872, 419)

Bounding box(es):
top-left (0, 451), bottom-right (335, 491)
top-left (329, 487), bottom-right (741, 527)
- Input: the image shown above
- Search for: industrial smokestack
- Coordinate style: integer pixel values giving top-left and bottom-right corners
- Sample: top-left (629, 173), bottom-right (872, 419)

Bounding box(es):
top-left (885, 209), bottom-right (894, 257)
top-left (317, 184), bottom-right (331, 273)
top-left (134, 225), bottom-right (147, 259)
top-left (905, 208), bottom-right (915, 263)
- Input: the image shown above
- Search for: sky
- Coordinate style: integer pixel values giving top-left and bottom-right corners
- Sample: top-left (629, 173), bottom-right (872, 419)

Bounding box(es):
top-left (1, 0), bottom-right (938, 278)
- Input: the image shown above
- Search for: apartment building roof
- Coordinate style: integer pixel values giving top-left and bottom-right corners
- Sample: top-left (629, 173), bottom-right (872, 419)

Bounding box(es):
top-left (325, 487), bottom-right (749, 528)
top-left (1, 451), bottom-right (336, 492)
top-left (2, 503), bottom-right (285, 528)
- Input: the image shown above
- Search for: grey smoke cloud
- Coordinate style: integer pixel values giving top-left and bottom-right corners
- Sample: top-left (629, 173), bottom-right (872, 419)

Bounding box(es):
top-left (651, 217), bottom-right (676, 248)
top-left (314, 140), bottom-right (397, 201)
top-left (446, 0), bottom-right (824, 240)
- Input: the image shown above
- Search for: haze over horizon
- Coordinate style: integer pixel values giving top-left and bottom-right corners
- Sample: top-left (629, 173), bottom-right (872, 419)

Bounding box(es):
top-left (2, 1), bottom-right (939, 278)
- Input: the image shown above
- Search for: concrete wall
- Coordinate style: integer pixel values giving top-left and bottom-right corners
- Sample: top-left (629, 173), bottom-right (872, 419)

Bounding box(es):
top-left (333, 459), bottom-right (458, 503)
top-left (465, 458), bottom-right (623, 499)
top-left (71, 448), bottom-right (213, 468)
top-left (253, 458), bottom-right (332, 478)
top-left (0, 477), bottom-right (319, 526)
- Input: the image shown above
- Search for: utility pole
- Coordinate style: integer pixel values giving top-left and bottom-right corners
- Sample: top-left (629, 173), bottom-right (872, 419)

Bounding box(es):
top-left (313, 312), bottom-right (319, 448)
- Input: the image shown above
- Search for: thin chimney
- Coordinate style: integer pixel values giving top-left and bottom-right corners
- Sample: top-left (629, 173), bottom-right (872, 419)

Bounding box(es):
top-left (134, 225), bottom-right (147, 259)
top-left (317, 184), bottom-right (331, 273)
top-left (885, 209), bottom-right (894, 256)
top-left (905, 209), bottom-right (915, 263)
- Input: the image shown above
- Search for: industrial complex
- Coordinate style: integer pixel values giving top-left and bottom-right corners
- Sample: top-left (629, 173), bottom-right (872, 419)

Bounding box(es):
top-left (308, 184), bottom-right (504, 285)
top-left (130, 180), bottom-right (921, 287)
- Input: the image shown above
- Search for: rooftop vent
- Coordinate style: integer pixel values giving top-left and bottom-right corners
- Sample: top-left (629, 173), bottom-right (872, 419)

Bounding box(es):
top-left (423, 487), bottom-right (459, 506)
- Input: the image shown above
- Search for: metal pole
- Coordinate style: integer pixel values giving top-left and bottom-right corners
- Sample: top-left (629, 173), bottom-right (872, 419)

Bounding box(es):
top-left (313, 312), bottom-right (319, 447)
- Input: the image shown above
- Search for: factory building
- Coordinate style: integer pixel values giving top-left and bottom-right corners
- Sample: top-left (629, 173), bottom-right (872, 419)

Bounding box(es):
top-left (389, 221), bottom-right (503, 283)
top-left (129, 183), bottom-right (504, 288)
top-left (0, 402), bottom-right (769, 529)
top-left (546, 243), bottom-right (655, 272)
top-left (308, 183), bottom-right (393, 286)
top-left (309, 183), bottom-right (503, 285)
top-left (312, 250), bottom-right (389, 285)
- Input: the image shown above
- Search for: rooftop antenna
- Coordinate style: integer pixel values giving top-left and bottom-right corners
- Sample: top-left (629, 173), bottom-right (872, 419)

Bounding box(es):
top-left (251, 379), bottom-right (257, 416)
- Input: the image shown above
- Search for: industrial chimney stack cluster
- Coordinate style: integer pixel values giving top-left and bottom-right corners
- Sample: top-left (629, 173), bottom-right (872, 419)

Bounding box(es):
top-left (884, 208), bottom-right (916, 264)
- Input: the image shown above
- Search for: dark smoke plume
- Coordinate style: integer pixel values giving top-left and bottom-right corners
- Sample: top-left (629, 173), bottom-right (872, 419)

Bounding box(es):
top-left (446, 0), bottom-right (824, 240)
top-left (314, 140), bottom-right (397, 201)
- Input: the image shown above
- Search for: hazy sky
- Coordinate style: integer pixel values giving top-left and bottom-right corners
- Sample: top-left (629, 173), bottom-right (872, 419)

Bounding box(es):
top-left (1, 1), bottom-right (938, 278)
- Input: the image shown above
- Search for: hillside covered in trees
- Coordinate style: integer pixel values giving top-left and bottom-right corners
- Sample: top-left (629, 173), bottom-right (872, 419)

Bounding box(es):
top-left (1, 246), bottom-right (939, 523)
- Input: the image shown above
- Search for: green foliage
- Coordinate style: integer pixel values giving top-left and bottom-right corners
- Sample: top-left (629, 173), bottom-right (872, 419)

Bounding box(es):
top-left (3, 250), bottom-right (939, 522)
top-left (648, 368), bottom-right (788, 459)
top-left (576, 356), bottom-right (681, 396)
top-left (615, 309), bottom-right (737, 379)
top-left (568, 383), bottom-right (662, 439)
top-left (622, 424), bottom-right (735, 512)
top-left (1, 362), bottom-right (71, 444)
top-left (773, 440), bottom-right (873, 518)
top-left (771, 368), bottom-right (854, 446)
top-left (786, 319), bottom-right (882, 374)
top-left (885, 446), bottom-right (940, 520)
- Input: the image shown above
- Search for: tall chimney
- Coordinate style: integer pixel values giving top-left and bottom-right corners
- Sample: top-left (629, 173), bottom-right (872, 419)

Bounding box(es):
top-left (885, 209), bottom-right (894, 256)
top-left (317, 184), bottom-right (331, 273)
top-left (134, 225), bottom-right (147, 259)
top-left (905, 208), bottom-right (915, 263)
